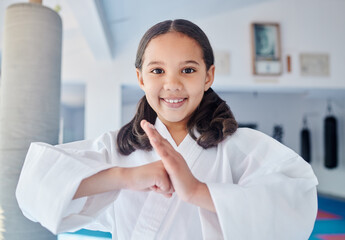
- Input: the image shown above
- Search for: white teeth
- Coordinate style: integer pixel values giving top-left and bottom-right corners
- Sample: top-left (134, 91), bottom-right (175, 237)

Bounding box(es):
top-left (165, 99), bottom-right (184, 103)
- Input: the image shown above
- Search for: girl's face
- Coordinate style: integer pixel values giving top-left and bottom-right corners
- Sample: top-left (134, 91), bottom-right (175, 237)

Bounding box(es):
top-left (137, 32), bottom-right (215, 128)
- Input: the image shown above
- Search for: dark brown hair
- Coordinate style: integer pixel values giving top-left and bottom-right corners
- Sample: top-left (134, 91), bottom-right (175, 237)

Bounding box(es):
top-left (117, 19), bottom-right (238, 155)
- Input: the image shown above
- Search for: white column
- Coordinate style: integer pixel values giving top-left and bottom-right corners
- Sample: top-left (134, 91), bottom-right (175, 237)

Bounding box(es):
top-left (0, 3), bottom-right (62, 239)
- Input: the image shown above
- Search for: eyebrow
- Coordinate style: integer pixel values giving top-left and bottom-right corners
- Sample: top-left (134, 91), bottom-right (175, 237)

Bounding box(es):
top-left (146, 61), bottom-right (165, 67)
top-left (146, 60), bottom-right (200, 67)
top-left (183, 60), bottom-right (200, 66)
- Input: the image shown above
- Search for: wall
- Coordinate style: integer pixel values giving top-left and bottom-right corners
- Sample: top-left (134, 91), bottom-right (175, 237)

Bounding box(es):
top-left (198, 0), bottom-right (345, 89)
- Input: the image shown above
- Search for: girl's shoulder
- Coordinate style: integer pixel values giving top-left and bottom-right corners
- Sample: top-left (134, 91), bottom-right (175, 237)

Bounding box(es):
top-left (56, 130), bottom-right (119, 152)
top-left (222, 127), bottom-right (278, 146)
top-left (219, 127), bottom-right (298, 161)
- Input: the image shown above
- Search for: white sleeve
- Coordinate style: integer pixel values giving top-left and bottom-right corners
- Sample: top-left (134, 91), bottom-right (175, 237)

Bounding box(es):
top-left (207, 154), bottom-right (318, 240)
top-left (16, 132), bottom-right (121, 234)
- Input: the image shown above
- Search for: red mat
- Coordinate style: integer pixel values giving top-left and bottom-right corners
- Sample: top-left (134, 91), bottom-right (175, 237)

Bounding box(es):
top-left (316, 234), bottom-right (345, 240)
top-left (317, 210), bottom-right (342, 220)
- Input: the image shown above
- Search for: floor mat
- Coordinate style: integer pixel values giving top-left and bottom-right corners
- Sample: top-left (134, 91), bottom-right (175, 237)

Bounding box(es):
top-left (309, 194), bottom-right (345, 240)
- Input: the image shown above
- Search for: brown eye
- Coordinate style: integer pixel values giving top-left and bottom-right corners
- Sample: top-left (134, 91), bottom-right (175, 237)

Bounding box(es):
top-left (182, 68), bottom-right (195, 74)
top-left (151, 69), bottom-right (164, 74)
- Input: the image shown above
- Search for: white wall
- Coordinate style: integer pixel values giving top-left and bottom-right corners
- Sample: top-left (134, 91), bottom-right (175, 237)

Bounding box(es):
top-left (198, 0), bottom-right (345, 89)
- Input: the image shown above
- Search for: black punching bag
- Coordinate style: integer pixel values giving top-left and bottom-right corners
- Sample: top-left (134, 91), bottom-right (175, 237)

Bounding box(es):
top-left (324, 103), bottom-right (338, 169)
top-left (301, 117), bottom-right (311, 163)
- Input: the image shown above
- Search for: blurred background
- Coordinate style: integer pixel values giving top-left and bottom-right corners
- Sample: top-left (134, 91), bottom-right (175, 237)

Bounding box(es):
top-left (0, 0), bottom-right (344, 239)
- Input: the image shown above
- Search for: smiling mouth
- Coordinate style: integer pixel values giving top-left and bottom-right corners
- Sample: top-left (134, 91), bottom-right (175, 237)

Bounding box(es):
top-left (161, 98), bottom-right (187, 108)
top-left (163, 98), bottom-right (185, 103)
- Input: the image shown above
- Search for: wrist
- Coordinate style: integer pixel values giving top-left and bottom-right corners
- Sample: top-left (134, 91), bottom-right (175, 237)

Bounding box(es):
top-left (188, 180), bottom-right (205, 204)
top-left (187, 181), bottom-right (216, 212)
top-left (110, 167), bottom-right (128, 190)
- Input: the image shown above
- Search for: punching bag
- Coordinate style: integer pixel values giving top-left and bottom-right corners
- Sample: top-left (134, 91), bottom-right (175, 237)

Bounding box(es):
top-left (300, 117), bottom-right (311, 163)
top-left (324, 103), bottom-right (338, 169)
top-left (0, 2), bottom-right (61, 239)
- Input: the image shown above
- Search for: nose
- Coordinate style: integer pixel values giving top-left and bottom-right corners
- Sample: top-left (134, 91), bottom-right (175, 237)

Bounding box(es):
top-left (163, 73), bottom-right (182, 91)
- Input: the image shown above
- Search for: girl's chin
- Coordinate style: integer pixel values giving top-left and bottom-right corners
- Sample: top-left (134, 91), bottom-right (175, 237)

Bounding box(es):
top-left (158, 114), bottom-right (190, 125)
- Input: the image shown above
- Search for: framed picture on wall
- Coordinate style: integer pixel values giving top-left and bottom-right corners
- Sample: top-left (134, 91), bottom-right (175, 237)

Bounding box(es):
top-left (251, 22), bottom-right (282, 75)
top-left (300, 53), bottom-right (330, 76)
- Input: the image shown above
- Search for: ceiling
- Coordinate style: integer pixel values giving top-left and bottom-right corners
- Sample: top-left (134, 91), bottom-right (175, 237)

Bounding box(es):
top-left (0, 0), bottom-right (275, 61)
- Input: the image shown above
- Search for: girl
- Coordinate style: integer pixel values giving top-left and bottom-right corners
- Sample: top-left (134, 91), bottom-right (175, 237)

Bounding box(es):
top-left (16, 19), bottom-right (318, 240)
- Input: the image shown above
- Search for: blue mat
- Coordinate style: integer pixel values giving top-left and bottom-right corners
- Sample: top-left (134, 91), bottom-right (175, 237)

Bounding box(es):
top-left (309, 194), bottom-right (345, 240)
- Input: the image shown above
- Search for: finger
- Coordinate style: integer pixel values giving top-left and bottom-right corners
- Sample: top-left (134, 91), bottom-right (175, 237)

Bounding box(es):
top-left (140, 120), bottom-right (185, 177)
top-left (141, 120), bottom-right (176, 158)
top-left (155, 177), bottom-right (174, 193)
top-left (140, 120), bottom-right (164, 144)
top-left (154, 185), bottom-right (175, 194)
top-left (170, 184), bottom-right (175, 193)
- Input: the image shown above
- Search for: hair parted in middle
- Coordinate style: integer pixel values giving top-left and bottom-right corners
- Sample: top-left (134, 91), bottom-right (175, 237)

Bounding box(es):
top-left (117, 19), bottom-right (238, 155)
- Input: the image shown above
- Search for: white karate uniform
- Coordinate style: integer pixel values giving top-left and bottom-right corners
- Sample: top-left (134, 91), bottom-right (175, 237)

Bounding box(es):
top-left (16, 118), bottom-right (318, 240)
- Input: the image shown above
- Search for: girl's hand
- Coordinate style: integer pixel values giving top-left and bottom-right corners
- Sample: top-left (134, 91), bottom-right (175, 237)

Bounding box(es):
top-left (73, 161), bottom-right (174, 200)
top-left (123, 160), bottom-right (175, 198)
top-left (140, 120), bottom-right (201, 203)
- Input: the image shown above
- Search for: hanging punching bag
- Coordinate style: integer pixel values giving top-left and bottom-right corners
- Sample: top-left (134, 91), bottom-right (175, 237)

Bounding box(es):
top-left (324, 103), bottom-right (338, 169)
top-left (0, 2), bottom-right (61, 239)
top-left (301, 117), bottom-right (311, 163)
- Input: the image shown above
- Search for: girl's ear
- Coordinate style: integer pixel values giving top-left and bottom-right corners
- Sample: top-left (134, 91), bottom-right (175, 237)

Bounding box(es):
top-left (204, 65), bottom-right (215, 91)
top-left (136, 68), bottom-right (145, 90)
